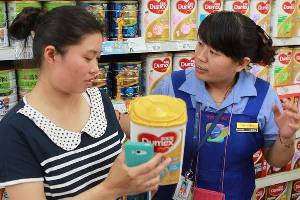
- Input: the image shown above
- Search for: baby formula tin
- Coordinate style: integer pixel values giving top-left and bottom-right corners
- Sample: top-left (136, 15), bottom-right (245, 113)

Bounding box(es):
top-left (224, 0), bottom-right (250, 16)
top-left (44, 1), bottom-right (76, 11)
top-left (129, 95), bottom-right (187, 185)
top-left (271, 47), bottom-right (294, 86)
top-left (173, 51), bottom-right (195, 71)
top-left (249, 0), bottom-right (272, 34)
top-left (78, 1), bottom-right (109, 40)
top-left (0, 100), bottom-right (17, 117)
top-left (0, 70), bottom-right (17, 96)
top-left (145, 53), bottom-right (172, 95)
top-left (0, 70), bottom-right (16, 82)
top-left (93, 62), bottom-right (110, 96)
top-left (112, 61), bottom-right (142, 100)
top-left (293, 48), bottom-right (300, 84)
top-left (0, 2), bottom-right (8, 48)
top-left (109, 1), bottom-right (138, 39)
top-left (171, 0), bottom-right (197, 41)
top-left (140, 0), bottom-right (170, 42)
top-left (290, 179), bottom-right (300, 200)
top-left (270, 0), bottom-right (297, 37)
top-left (7, 1), bottom-right (41, 24)
top-left (249, 64), bottom-right (270, 82)
top-left (16, 68), bottom-right (39, 81)
top-left (197, 0), bottom-right (223, 26)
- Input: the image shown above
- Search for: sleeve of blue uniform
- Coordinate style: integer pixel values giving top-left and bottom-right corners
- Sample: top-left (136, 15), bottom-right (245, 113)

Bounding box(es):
top-left (258, 86), bottom-right (283, 148)
top-left (151, 75), bottom-right (175, 96)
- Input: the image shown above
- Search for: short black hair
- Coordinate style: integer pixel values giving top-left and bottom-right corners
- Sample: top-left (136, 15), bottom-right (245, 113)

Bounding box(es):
top-left (198, 11), bottom-right (275, 66)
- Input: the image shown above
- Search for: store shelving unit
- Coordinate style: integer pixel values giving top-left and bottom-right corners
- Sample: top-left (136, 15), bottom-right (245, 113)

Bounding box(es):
top-left (1, 37), bottom-right (300, 60)
top-left (256, 169), bottom-right (300, 188)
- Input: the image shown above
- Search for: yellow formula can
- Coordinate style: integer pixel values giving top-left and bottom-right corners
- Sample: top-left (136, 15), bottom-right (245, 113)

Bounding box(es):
top-left (129, 95), bottom-right (187, 185)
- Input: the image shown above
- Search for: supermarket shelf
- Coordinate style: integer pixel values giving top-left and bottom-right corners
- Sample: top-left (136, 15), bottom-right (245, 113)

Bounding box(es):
top-left (101, 40), bottom-right (197, 55)
top-left (0, 47), bottom-right (15, 61)
top-left (0, 37), bottom-right (299, 60)
top-left (255, 169), bottom-right (300, 188)
top-left (272, 37), bottom-right (300, 46)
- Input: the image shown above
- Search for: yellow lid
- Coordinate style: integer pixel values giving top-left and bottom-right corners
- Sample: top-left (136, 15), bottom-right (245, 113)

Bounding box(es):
top-left (129, 95), bottom-right (187, 127)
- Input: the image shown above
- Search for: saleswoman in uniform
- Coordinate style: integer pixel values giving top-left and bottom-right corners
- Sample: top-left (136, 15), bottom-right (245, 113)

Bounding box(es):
top-left (153, 11), bottom-right (300, 200)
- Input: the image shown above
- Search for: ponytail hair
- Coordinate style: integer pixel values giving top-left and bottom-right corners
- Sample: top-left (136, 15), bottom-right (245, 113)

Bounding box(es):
top-left (8, 7), bottom-right (44, 45)
top-left (254, 25), bottom-right (276, 66)
top-left (8, 6), bottom-right (104, 67)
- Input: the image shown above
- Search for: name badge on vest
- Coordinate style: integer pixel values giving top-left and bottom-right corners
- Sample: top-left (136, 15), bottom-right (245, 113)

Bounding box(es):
top-left (173, 176), bottom-right (193, 200)
top-left (236, 122), bottom-right (259, 133)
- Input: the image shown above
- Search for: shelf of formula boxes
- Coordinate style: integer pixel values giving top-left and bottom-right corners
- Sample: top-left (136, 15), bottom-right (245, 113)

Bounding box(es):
top-left (1, 37), bottom-right (300, 61)
top-left (255, 168), bottom-right (300, 188)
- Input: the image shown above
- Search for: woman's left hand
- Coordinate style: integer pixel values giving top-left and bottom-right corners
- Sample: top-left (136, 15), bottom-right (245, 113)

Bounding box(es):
top-left (273, 99), bottom-right (300, 138)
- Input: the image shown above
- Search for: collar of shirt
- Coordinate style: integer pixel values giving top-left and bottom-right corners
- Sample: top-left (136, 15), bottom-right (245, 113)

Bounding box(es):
top-left (18, 87), bottom-right (107, 151)
top-left (178, 69), bottom-right (257, 110)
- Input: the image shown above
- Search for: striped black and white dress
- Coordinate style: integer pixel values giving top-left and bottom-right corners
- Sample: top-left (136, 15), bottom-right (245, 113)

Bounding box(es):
top-left (0, 88), bottom-right (126, 199)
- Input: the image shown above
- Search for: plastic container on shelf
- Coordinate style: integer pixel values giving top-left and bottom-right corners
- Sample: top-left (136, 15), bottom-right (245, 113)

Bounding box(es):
top-left (140, 0), bottom-right (170, 42)
top-left (197, 0), bottom-right (224, 27)
top-left (270, 0), bottom-right (297, 37)
top-left (170, 0), bottom-right (197, 41)
top-left (224, 0), bottom-right (251, 16)
top-left (173, 51), bottom-right (195, 71)
top-left (109, 1), bottom-right (139, 40)
top-left (249, 0), bottom-right (272, 34)
top-left (145, 53), bottom-right (172, 95)
top-left (44, 1), bottom-right (76, 11)
top-left (0, 2), bottom-right (8, 48)
top-left (129, 95), bottom-right (187, 185)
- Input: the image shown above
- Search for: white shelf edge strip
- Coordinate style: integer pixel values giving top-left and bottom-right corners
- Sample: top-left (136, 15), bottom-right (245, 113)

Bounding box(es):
top-left (0, 37), bottom-right (299, 60)
top-left (255, 169), bottom-right (300, 188)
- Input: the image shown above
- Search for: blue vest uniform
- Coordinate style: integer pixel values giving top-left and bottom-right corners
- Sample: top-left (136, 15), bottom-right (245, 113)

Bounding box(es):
top-left (155, 70), bottom-right (269, 200)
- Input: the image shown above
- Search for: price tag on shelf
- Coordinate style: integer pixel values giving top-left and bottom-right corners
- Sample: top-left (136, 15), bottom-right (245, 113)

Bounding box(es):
top-left (275, 84), bottom-right (300, 96)
top-left (176, 41), bottom-right (196, 51)
top-left (102, 41), bottom-right (127, 55)
top-left (146, 43), bottom-right (161, 52)
top-left (127, 37), bottom-right (147, 52)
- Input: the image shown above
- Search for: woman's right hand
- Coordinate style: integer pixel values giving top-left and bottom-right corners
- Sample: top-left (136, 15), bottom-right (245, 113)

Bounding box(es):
top-left (102, 151), bottom-right (171, 197)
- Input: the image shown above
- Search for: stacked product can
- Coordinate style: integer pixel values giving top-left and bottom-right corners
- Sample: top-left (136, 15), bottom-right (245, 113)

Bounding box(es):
top-left (111, 61), bottom-right (142, 100)
top-left (17, 68), bottom-right (39, 99)
top-left (0, 70), bottom-right (17, 121)
top-left (93, 62), bottom-right (111, 96)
